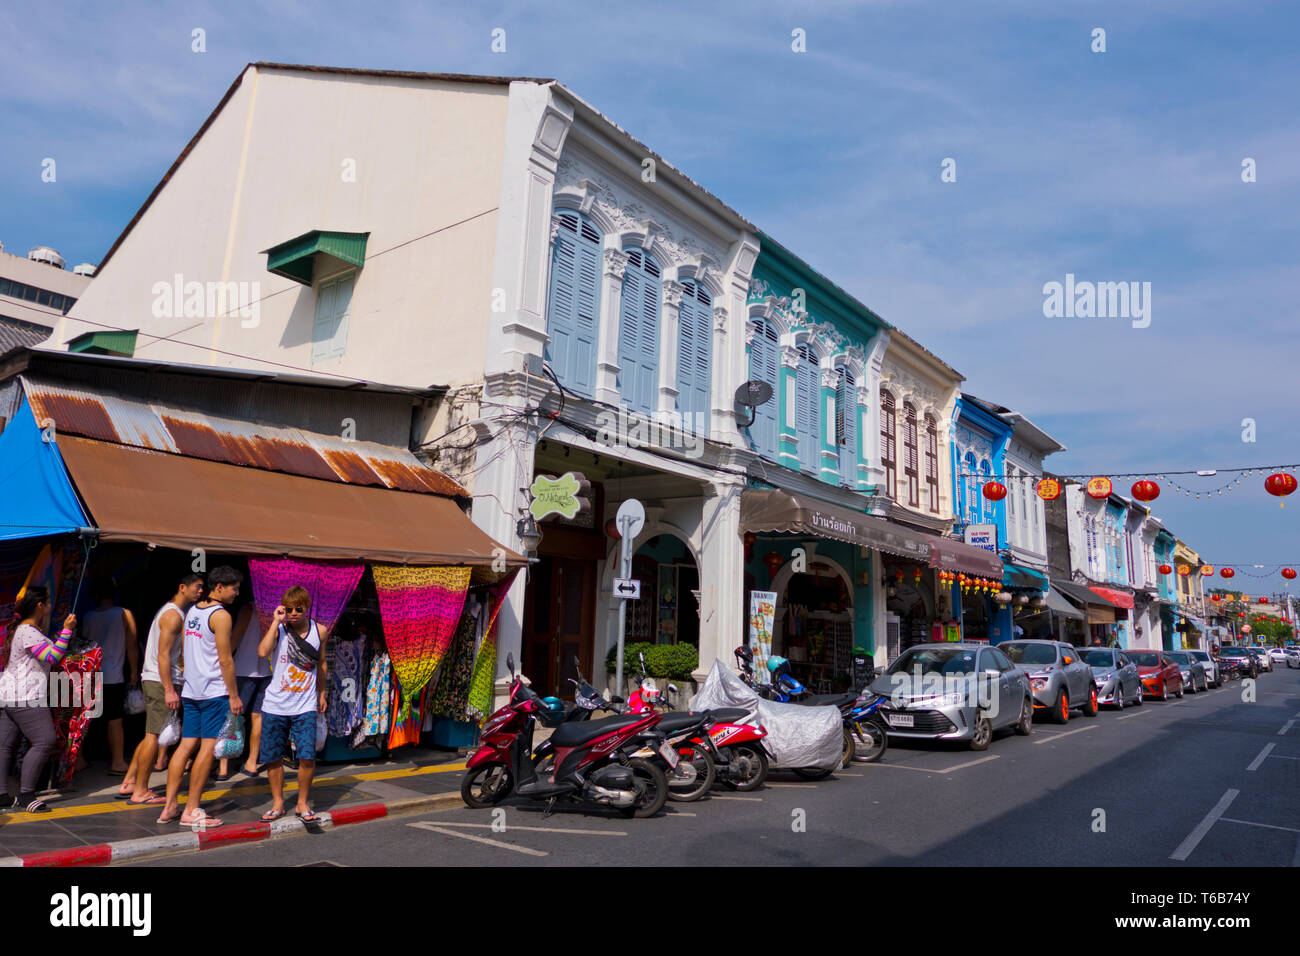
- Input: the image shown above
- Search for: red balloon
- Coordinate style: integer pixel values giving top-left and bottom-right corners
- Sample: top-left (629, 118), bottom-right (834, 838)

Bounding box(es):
top-left (1131, 480), bottom-right (1160, 502)
top-left (982, 481), bottom-right (1007, 502)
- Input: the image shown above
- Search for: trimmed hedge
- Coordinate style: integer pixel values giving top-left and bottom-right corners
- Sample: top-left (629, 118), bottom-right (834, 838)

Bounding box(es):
top-left (604, 642), bottom-right (699, 680)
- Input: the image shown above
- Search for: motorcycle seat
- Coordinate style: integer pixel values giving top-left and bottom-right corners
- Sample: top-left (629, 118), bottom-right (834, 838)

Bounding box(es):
top-left (548, 714), bottom-right (644, 748)
top-left (655, 712), bottom-right (706, 734)
top-left (799, 692), bottom-right (857, 708)
top-left (706, 708), bottom-right (752, 724)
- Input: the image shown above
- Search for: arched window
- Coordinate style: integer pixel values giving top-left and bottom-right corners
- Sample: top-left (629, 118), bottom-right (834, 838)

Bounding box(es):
top-left (836, 367), bottom-right (857, 486)
top-left (618, 248), bottom-right (662, 414)
top-left (675, 280), bottom-right (712, 426)
top-left (545, 211), bottom-right (601, 396)
top-left (925, 416), bottom-right (939, 513)
top-left (880, 393), bottom-right (897, 499)
top-left (795, 343), bottom-right (820, 474)
top-left (903, 403), bottom-right (919, 507)
top-left (963, 451), bottom-right (978, 523)
top-left (747, 320), bottom-right (779, 460)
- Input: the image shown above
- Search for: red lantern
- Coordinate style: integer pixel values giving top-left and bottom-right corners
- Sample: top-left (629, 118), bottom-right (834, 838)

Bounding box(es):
top-left (1238, 612), bottom-right (1245, 618)
top-left (1265, 472), bottom-right (1298, 506)
top-left (1258, 596), bottom-right (1268, 604)
top-left (1131, 479), bottom-right (1160, 502)
top-left (1220, 568), bottom-right (1235, 579)
top-left (913, 568), bottom-right (923, 583)
top-left (1177, 564), bottom-right (1191, 576)
top-left (1086, 477), bottom-right (1112, 499)
top-left (983, 481), bottom-right (1007, 502)
top-left (1036, 478), bottom-right (1061, 501)
top-left (762, 551), bottom-right (784, 584)
top-left (1212, 594), bottom-right (1221, 603)
top-left (1158, 564), bottom-right (1172, 575)
top-left (1282, 568), bottom-right (1297, 580)
top-left (605, 518), bottom-right (622, 539)
top-left (1200, 565), bottom-right (1214, 576)
top-left (743, 531), bottom-right (756, 560)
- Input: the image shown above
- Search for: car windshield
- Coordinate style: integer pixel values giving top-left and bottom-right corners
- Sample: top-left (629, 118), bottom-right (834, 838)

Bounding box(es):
top-left (887, 648), bottom-right (979, 676)
top-left (1000, 643), bottom-right (1058, 665)
top-left (1128, 651), bottom-right (1163, 667)
top-left (1081, 650), bottom-right (1115, 667)
top-left (1219, 649), bottom-right (1247, 658)
top-left (1190, 652), bottom-right (1209, 660)
top-left (1167, 652), bottom-right (1191, 664)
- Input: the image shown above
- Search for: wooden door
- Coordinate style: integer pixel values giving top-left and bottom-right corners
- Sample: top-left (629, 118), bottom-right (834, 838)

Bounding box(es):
top-left (522, 556), bottom-right (595, 698)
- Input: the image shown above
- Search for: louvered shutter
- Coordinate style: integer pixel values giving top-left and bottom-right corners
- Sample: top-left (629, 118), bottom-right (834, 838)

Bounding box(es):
top-left (676, 281), bottom-right (711, 425)
top-left (837, 368), bottom-right (857, 486)
top-left (311, 279), bottom-right (339, 365)
top-left (618, 249), bottom-right (660, 414)
top-left (545, 213), bottom-right (600, 397)
top-left (328, 274), bottom-right (355, 359)
top-left (880, 396), bottom-right (896, 498)
top-left (748, 321), bottom-right (778, 459)
top-left (796, 345), bottom-right (819, 473)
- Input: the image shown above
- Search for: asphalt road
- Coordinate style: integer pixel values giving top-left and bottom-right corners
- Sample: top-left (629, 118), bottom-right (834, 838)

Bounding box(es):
top-left (129, 665), bottom-right (1300, 867)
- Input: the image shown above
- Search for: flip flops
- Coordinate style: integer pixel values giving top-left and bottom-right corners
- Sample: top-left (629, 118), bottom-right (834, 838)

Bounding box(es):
top-left (296, 810), bottom-right (321, 824)
top-left (128, 793), bottom-right (166, 806)
top-left (213, 770), bottom-right (235, 782)
top-left (260, 808), bottom-right (285, 822)
top-left (178, 809), bottom-right (223, 829)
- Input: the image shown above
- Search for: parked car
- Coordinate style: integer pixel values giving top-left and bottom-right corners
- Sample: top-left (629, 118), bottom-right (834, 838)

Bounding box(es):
top-left (869, 644), bottom-right (1033, 751)
top-left (1217, 646), bottom-right (1259, 679)
top-left (1244, 646), bottom-right (1273, 673)
top-left (1188, 649), bottom-right (1221, 687)
top-left (1285, 647), bottom-right (1300, 669)
top-left (1126, 650), bottom-right (1184, 700)
top-left (1000, 640), bottom-right (1098, 723)
top-left (1268, 647), bottom-right (1288, 665)
top-left (1166, 651), bottom-right (1208, 693)
top-left (1078, 647), bottom-right (1142, 709)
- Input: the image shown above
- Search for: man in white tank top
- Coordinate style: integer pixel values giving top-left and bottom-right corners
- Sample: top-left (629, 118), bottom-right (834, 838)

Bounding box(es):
top-left (80, 584), bottom-right (138, 775)
top-left (118, 573), bottom-right (203, 803)
top-left (157, 567), bottom-right (244, 829)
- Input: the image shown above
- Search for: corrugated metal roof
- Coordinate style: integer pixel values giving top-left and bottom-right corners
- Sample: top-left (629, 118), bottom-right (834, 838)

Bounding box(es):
top-left (21, 377), bottom-right (467, 498)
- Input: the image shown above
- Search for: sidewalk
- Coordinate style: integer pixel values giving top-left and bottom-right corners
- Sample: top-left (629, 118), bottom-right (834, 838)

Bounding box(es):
top-left (0, 745), bottom-right (477, 866)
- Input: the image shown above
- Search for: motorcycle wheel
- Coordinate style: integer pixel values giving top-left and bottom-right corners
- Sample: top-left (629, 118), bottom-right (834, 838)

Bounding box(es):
top-left (460, 764), bottom-right (513, 809)
top-left (851, 717), bottom-right (888, 762)
top-left (622, 757), bottom-right (668, 818)
top-left (841, 726), bottom-right (855, 768)
top-left (722, 744), bottom-right (769, 791)
top-left (791, 765), bottom-right (834, 781)
top-left (666, 743), bottom-right (715, 802)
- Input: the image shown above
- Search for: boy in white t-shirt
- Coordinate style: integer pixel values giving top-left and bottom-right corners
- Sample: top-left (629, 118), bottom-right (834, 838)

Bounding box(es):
top-left (256, 586), bottom-right (328, 823)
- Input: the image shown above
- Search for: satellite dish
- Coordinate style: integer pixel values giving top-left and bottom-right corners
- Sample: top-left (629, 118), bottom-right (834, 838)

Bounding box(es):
top-left (734, 380), bottom-right (774, 427)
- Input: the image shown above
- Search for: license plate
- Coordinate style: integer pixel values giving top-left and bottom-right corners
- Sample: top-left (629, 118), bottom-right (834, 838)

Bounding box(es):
top-left (887, 714), bottom-right (914, 728)
top-left (658, 741), bottom-right (680, 768)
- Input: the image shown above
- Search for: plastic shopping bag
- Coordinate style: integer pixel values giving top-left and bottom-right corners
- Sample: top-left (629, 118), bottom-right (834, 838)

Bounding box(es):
top-left (158, 711), bottom-right (182, 747)
top-left (124, 685), bottom-right (146, 716)
top-left (316, 713), bottom-right (328, 751)
top-left (213, 713), bottom-right (245, 759)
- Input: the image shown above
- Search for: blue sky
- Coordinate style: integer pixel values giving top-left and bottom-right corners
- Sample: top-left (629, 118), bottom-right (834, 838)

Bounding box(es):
top-left (3, 0), bottom-right (1298, 586)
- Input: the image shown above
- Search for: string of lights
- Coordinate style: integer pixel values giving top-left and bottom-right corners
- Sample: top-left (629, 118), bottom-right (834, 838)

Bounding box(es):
top-left (954, 465), bottom-right (1299, 482)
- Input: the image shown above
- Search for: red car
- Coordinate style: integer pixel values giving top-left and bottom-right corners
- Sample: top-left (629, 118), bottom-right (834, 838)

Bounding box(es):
top-left (1127, 650), bottom-right (1184, 700)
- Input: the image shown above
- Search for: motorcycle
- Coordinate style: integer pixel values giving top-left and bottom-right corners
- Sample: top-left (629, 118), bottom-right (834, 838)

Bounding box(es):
top-left (461, 653), bottom-right (670, 818)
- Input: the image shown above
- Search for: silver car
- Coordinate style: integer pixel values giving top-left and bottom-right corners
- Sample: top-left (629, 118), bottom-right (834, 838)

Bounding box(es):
top-left (1166, 651), bottom-right (1208, 693)
top-left (1000, 640), bottom-right (1099, 723)
top-left (869, 644), bottom-right (1033, 751)
top-left (1285, 648), bottom-right (1300, 669)
top-left (1188, 649), bottom-right (1221, 687)
top-left (1078, 647), bottom-right (1143, 708)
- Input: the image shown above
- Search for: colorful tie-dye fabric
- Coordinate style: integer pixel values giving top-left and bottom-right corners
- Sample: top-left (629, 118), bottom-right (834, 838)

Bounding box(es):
top-left (467, 575), bottom-right (518, 722)
top-left (360, 652), bottom-right (392, 737)
top-left (50, 647), bottom-right (102, 787)
top-left (428, 607), bottom-right (478, 721)
top-left (371, 566), bottom-right (472, 721)
top-left (249, 559), bottom-right (363, 638)
top-left (327, 635), bottom-right (366, 737)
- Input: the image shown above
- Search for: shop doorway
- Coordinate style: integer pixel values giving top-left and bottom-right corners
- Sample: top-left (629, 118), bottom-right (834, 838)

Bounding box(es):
top-left (623, 533), bottom-right (699, 649)
top-left (522, 555), bottom-right (595, 698)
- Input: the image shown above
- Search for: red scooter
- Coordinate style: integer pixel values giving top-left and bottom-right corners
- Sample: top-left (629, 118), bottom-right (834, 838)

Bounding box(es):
top-left (461, 653), bottom-right (670, 818)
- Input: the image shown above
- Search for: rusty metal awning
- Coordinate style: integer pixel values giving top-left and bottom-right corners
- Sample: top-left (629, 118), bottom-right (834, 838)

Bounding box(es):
top-left (57, 436), bottom-right (524, 567)
top-left (22, 377), bottom-right (465, 497)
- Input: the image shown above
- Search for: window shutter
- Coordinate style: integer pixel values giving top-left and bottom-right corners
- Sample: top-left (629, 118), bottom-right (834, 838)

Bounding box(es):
top-left (837, 368), bottom-right (856, 486)
top-left (748, 321), bottom-right (778, 459)
top-left (796, 345), bottom-right (819, 473)
top-left (676, 281), bottom-right (711, 426)
top-left (545, 213), bottom-right (601, 396)
top-left (311, 279), bottom-right (338, 365)
top-left (328, 274), bottom-right (355, 358)
top-left (618, 249), bottom-right (660, 414)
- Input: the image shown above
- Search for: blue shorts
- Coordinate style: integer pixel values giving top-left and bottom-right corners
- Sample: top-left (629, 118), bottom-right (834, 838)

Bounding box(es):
top-left (182, 696), bottom-right (230, 740)
top-left (259, 712), bottom-right (317, 763)
top-left (237, 676), bottom-right (272, 714)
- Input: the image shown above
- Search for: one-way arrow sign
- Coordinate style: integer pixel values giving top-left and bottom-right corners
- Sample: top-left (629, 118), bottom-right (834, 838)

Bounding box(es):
top-left (614, 578), bottom-right (641, 600)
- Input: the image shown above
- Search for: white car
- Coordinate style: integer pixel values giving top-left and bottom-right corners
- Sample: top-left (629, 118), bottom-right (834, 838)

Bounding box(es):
top-left (1285, 648), bottom-right (1300, 669)
top-left (1188, 649), bottom-right (1221, 688)
top-left (1269, 647), bottom-right (1288, 664)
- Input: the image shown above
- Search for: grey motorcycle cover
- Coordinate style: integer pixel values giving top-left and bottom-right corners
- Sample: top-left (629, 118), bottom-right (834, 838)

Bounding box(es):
top-left (690, 660), bottom-right (842, 770)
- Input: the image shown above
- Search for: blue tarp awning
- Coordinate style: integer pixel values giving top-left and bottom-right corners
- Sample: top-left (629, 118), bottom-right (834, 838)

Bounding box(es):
top-left (1004, 562), bottom-right (1049, 592)
top-left (0, 395), bottom-right (90, 541)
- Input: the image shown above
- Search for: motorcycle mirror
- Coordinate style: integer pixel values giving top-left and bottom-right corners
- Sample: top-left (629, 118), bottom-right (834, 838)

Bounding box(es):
top-left (506, 652), bottom-right (515, 676)
top-left (667, 682), bottom-right (679, 694)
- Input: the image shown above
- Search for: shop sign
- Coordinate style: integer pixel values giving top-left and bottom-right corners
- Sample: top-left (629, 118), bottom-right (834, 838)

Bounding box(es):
top-left (964, 524), bottom-right (998, 554)
top-left (529, 472), bottom-right (591, 521)
top-left (749, 590), bottom-right (777, 679)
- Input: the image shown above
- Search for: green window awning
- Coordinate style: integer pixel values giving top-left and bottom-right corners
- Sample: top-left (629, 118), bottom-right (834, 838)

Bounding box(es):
top-left (263, 231), bottom-right (369, 286)
top-left (67, 329), bottom-right (137, 357)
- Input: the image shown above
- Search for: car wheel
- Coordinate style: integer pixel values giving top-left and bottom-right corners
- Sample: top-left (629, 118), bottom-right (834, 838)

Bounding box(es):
top-left (1187, 676), bottom-right (1197, 694)
top-left (969, 714), bottom-right (993, 751)
top-left (1052, 688), bottom-right (1069, 724)
top-left (1159, 681), bottom-right (1168, 701)
top-left (1083, 685), bottom-right (1099, 717)
top-left (1113, 686), bottom-right (1125, 711)
top-left (1175, 680), bottom-right (1184, 699)
top-left (1014, 695), bottom-right (1033, 736)
top-left (1132, 684), bottom-right (1143, 705)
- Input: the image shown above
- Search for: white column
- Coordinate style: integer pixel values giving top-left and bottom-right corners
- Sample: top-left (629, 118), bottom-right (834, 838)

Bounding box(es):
top-left (595, 248), bottom-right (628, 405)
top-left (698, 475), bottom-right (745, 679)
top-left (658, 280), bottom-right (684, 415)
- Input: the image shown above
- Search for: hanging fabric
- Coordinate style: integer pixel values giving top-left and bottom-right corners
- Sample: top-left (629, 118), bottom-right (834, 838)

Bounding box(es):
top-left (428, 600), bottom-right (480, 720)
top-left (248, 558), bottom-right (364, 637)
top-left (371, 565), bottom-right (472, 721)
top-left (327, 634), bottom-right (366, 736)
top-left (466, 573), bottom-right (519, 722)
top-left (360, 651), bottom-right (392, 737)
top-left (49, 646), bottom-right (102, 787)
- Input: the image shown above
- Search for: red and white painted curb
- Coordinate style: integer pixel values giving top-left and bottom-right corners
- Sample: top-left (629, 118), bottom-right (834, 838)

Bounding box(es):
top-left (0, 793), bottom-right (458, 867)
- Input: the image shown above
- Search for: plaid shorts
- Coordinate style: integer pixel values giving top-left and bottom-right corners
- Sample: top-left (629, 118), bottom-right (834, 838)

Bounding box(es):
top-left (259, 711), bottom-right (317, 763)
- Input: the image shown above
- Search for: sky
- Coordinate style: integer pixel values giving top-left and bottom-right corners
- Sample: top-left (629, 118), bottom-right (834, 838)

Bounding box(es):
top-left (2, 0), bottom-right (1298, 588)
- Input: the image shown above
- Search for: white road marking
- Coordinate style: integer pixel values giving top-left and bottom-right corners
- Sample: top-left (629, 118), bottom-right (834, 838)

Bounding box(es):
top-left (1170, 789), bottom-right (1238, 862)
top-left (416, 821), bottom-right (627, 836)
top-left (1219, 817), bottom-right (1300, 834)
top-left (709, 795), bottom-right (763, 801)
top-left (1116, 710), bottom-right (1152, 720)
top-left (766, 783), bottom-right (819, 789)
top-left (667, 812), bottom-right (697, 817)
top-left (408, 823), bottom-right (548, 856)
top-left (1279, 720), bottom-right (1295, 736)
top-left (1267, 754), bottom-right (1300, 761)
top-left (866, 755), bottom-right (1000, 775)
top-left (837, 772), bottom-right (865, 777)
top-left (1247, 743), bottom-right (1275, 771)
top-left (1033, 724), bottom-right (1099, 744)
